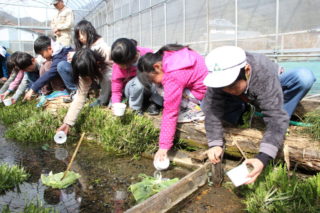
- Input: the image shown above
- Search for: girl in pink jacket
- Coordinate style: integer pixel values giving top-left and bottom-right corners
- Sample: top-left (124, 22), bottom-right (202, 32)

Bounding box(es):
top-left (111, 38), bottom-right (154, 114)
top-left (138, 44), bottom-right (208, 161)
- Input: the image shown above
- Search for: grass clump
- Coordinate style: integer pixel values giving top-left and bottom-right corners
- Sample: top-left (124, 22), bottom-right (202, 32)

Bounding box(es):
top-left (0, 163), bottom-right (29, 192)
top-left (77, 107), bottom-right (159, 156)
top-left (5, 110), bottom-right (65, 143)
top-left (235, 164), bottom-right (320, 213)
top-left (0, 101), bottom-right (39, 126)
top-left (303, 109), bottom-right (320, 140)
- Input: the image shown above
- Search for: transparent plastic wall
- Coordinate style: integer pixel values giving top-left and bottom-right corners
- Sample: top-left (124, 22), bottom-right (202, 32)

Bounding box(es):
top-left (87, 0), bottom-right (320, 56)
top-left (0, 1), bottom-right (88, 55)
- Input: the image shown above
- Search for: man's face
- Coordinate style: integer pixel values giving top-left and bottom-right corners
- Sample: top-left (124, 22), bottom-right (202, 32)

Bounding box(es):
top-left (221, 64), bottom-right (251, 96)
top-left (54, 1), bottom-right (64, 10)
top-left (40, 47), bottom-right (53, 60)
top-left (24, 59), bottom-right (36, 72)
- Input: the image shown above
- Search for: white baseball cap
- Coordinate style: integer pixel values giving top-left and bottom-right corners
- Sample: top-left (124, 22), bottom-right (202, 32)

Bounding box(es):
top-left (204, 46), bottom-right (247, 88)
top-left (0, 46), bottom-right (6, 57)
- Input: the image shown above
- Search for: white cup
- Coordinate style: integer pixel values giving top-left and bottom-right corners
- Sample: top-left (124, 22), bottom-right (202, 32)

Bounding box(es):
top-left (226, 163), bottom-right (251, 187)
top-left (3, 98), bottom-right (12, 106)
top-left (153, 157), bottom-right (170, 171)
top-left (112, 103), bottom-right (127, 116)
top-left (54, 131), bottom-right (67, 144)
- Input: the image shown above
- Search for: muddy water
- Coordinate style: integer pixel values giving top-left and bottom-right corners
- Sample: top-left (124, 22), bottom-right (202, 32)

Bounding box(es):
top-left (0, 125), bottom-right (190, 212)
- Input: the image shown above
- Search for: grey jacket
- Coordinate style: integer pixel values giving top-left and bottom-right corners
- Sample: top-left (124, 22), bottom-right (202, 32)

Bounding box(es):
top-left (203, 52), bottom-right (289, 159)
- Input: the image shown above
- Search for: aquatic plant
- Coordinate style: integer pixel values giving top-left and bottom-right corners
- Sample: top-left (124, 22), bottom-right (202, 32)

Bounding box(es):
top-left (235, 164), bottom-right (320, 213)
top-left (129, 174), bottom-right (179, 203)
top-left (0, 164), bottom-right (29, 192)
top-left (23, 202), bottom-right (57, 213)
top-left (303, 109), bottom-right (320, 140)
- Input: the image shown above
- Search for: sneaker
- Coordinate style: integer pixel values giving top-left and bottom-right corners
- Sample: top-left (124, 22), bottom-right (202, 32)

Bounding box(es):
top-left (89, 99), bottom-right (101, 107)
top-left (146, 103), bottom-right (160, 116)
top-left (63, 90), bottom-right (76, 103)
top-left (133, 109), bottom-right (144, 116)
top-left (178, 109), bottom-right (205, 123)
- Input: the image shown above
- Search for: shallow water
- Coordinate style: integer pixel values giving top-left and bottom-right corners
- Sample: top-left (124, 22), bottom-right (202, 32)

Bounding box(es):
top-left (0, 125), bottom-right (190, 212)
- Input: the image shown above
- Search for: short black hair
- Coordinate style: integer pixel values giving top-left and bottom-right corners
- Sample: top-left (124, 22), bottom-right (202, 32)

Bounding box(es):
top-left (6, 51), bottom-right (22, 72)
top-left (34, 35), bottom-right (51, 54)
top-left (15, 52), bottom-right (34, 70)
top-left (111, 38), bottom-right (137, 65)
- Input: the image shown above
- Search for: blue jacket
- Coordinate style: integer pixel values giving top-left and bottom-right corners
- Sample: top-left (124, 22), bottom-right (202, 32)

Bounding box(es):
top-left (31, 47), bottom-right (72, 92)
top-left (0, 52), bottom-right (10, 78)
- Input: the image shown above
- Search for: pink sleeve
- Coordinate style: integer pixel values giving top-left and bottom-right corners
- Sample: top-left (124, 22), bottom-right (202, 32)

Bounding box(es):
top-left (159, 78), bottom-right (184, 150)
top-left (111, 64), bottom-right (125, 103)
top-left (8, 70), bottom-right (24, 91)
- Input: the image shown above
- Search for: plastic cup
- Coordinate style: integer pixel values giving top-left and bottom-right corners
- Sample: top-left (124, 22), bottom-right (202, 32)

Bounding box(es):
top-left (54, 131), bottom-right (67, 144)
top-left (153, 157), bottom-right (170, 171)
top-left (226, 163), bottom-right (251, 187)
top-left (112, 103), bottom-right (127, 116)
top-left (3, 98), bottom-right (12, 106)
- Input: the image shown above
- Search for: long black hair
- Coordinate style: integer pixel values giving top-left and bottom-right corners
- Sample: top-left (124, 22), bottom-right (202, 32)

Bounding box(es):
top-left (71, 48), bottom-right (106, 86)
top-left (111, 38), bottom-right (137, 65)
top-left (74, 20), bottom-right (101, 50)
top-left (137, 44), bottom-right (188, 86)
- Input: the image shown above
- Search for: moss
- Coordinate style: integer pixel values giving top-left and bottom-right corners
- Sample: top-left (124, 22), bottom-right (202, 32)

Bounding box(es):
top-left (233, 163), bottom-right (320, 213)
top-left (2, 201), bottom-right (57, 213)
top-left (0, 163), bottom-right (29, 192)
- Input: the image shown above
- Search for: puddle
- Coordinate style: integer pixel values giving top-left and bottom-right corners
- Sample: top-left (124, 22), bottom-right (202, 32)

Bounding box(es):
top-left (0, 125), bottom-right (190, 212)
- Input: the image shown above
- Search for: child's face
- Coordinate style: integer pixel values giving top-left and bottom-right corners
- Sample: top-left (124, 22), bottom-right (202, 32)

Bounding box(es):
top-left (222, 64), bottom-right (251, 96)
top-left (118, 53), bottom-right (139, 70)
top-left (79, 31), bottom-right (87, 45)
top-left (40, 47), bottom-right (53, 60)
top-left (24, 58), bottom-right (37, 72)
top-left (150, 61), bottom-right (164, 84)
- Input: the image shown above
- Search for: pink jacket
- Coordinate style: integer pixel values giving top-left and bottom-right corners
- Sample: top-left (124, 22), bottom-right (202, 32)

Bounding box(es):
top-left (159, 48), bottom-right (208, 150)
top-left (8, 70), bottom-right (24, 92)
top-left (111, 46), bottom-right (153, 103)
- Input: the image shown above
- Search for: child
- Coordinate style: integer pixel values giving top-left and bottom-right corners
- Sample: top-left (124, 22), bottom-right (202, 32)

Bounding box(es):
top-left (137, 44), bottom-right (208, 161)
top-left (111, 38), bottom-right (159, 115)
top-left (23, 36), bottom-right (76, 101)
top-left (56, 20), bottom-right (113, 135)
top-left (0, 52), bottom-right (20, 96)
top-left (70, 19), bottom-right (112, 107)
top-left (0, 46), bottom-right (10, 83)
top-left (57, 48), bottom-right (108, 135)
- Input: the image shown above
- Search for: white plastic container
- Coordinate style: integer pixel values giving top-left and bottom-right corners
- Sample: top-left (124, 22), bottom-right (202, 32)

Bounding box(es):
top-left (54, 131), bottom-right (67, 144)
top-left (226, 163), bottom-right (251, 187)
top-left (112, 103), bottom-right (127, 116)
top-left (153, 157), bottom-right (170, 171)
top-left (3, 98), bottom-right (12, 106)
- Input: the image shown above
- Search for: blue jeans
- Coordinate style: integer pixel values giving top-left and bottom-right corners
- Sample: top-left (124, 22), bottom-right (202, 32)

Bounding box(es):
top-left (57, 61), bottom-right (77, 92)
top-left (280, 68), bottom-right (316, 117)
top-left (223, 68), bottom-right (316, 124)
top-left (124, 76), bottom-right (145, 110)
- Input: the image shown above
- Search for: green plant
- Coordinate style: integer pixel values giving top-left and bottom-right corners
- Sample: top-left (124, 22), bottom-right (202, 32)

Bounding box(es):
top-left (23, 202), bottom-right (57, 213)
top-left (0, 164), bottom-right (29, 192)
top-left (303, 110), bottom-right (320, 140)
top-left (236, 164), bottom-right (320, 213)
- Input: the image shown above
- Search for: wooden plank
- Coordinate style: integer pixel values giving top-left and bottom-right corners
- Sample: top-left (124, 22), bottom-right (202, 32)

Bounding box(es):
top-left (125, 162), bottom-right (211, 213)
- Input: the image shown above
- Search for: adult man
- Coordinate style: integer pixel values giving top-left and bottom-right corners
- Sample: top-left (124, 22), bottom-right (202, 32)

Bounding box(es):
top-left (51, 0), bottom-right (74, 46)
top-left (203, 46), bottom-right (316, 184)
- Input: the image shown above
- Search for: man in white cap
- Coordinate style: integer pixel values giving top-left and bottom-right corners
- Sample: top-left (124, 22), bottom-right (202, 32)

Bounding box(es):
top-left (0, 46), bottom-right (10, 83)
top-left (203, 46), bottom-right (315, 183)
top-left (51, 0), bottom-right (74, 46)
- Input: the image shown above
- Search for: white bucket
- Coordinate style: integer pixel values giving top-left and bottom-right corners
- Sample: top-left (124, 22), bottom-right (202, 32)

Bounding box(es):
top-left (112, 103), bottom-right (127, 116)
top-left (3, 98), bottom-right (12, 106)
top-left (54, 131), bottom-right (67, 144)
top-left (226, 163), bottom-right (251, 187)
top-left (153, 157), bottom-right (170, 171)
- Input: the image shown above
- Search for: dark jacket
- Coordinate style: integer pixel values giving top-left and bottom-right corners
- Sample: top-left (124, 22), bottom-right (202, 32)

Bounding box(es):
top-left (31, 47), bottom-right (72, 92)
top-left (203, 52), bottom-right (289, 159)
